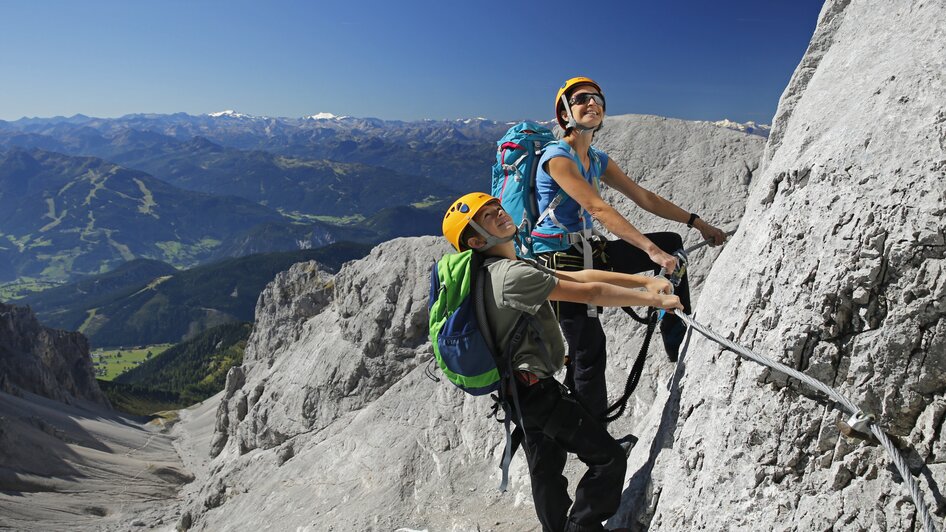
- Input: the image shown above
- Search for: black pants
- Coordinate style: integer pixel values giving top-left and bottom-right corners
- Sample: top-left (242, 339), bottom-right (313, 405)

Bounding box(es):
top-left (538, 233), bottom-right (691, 418)
top-left (511, 377), bottom-right (626, 532)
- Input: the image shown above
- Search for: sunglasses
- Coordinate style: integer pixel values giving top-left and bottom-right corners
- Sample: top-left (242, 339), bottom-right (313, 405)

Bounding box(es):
top-left (569, 92), bottom-right (605, 108)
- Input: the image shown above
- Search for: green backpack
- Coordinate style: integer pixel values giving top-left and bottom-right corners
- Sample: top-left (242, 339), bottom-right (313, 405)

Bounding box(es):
top-left (428, 250), bottom-right (502, 395)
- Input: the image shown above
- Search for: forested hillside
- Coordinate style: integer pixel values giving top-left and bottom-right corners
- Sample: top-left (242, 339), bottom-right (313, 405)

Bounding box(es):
top-left (111, 322), bottom-right (251, 409)
top-left (20, 243), bottom-right (371, 346)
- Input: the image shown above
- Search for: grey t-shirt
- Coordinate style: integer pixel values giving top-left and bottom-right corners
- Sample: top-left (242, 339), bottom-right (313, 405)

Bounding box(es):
top-left (482, 259), bottom-right (566, 378)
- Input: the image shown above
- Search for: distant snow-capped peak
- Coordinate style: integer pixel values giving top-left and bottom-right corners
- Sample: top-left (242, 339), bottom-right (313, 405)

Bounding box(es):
top-left (708, 119), bottom-right (771, 138)
top-left (208, 110), bottom-right (256, 119)
top-left (305, 112), bottom-right (347, 120)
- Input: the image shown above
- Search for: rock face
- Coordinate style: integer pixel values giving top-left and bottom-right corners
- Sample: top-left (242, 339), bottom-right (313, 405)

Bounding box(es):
top-left (0, 302), bottom-right (107, 406)
top-left (0, 391), bottom-right (188, 531)
top-left (623, 1), bottom-right (946, 530)
top-left (178, 114), bottom-right (763, 530)
top-left (594, 114), bottom-right (762, 294)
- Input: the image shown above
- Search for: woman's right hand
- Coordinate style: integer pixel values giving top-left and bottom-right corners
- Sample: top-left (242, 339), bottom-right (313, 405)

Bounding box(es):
top-left (648, 248), bottom-right (678, 272)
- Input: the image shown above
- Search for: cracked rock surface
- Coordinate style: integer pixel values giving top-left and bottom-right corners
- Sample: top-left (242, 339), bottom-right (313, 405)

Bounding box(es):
top-left (0, 302), bottom-right (108, 406)
top-left (622, 1), bottom-right (946, 530)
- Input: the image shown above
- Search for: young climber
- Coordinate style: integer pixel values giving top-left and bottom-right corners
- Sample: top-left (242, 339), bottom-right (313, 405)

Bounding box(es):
top-left (442, 192), bottom-right (682, 532)
top-left (532, 76), bottom-right (728, 418)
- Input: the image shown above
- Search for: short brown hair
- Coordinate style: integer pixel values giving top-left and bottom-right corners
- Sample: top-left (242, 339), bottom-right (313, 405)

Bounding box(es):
top-left (457, 225), bottom-right (479, 251)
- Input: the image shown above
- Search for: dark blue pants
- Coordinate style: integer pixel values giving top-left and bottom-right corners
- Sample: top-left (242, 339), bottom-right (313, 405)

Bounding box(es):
top-left (539, 233), bottom-right (691, 418)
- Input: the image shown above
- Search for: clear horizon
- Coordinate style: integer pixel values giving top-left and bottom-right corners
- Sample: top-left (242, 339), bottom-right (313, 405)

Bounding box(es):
top-left (1, 0), bottom-right (825, 124)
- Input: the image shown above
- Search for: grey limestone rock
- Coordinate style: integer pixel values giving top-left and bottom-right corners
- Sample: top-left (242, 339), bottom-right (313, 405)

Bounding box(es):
top-left (0, 302), bottom-right (108, 406)
top-left (210, 239), bottom-right (450, 461)
top-left (594, 114), bottom-right (763, 295)
top-left (621, 1), bottom-right (946, 530)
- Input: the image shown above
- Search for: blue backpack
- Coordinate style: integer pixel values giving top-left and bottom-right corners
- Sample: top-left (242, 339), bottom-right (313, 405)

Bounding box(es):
top-left (491, 121), bottom-right (601, 258)
top-left (491, 122), bottom-right (559, 259)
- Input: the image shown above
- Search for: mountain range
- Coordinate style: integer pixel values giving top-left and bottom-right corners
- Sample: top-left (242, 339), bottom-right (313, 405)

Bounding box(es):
top-left (0, 112), bottom-right (547, 293)
top-left (0, 147), bottom-right (444, 291)
top-left (0, 112), bottom-right (510, 193)
top-left (0, 148), bottom-right (286, 283)
top-left (0, 112), bottom-right (768, 193)
top-left (19, 242), bottom-right (370, 347)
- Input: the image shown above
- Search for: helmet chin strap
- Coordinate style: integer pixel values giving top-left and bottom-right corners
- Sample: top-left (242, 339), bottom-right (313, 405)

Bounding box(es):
top-left (561, 94), bottom-right (596, 134)
top-left (467, 219), bottom-right (514, 251)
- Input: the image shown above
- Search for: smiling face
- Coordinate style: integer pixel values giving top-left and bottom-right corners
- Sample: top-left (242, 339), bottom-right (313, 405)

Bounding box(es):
top-left (564, 84), bottom-right (605, 129)
top-left (464, 200), bottom-right (515, 250)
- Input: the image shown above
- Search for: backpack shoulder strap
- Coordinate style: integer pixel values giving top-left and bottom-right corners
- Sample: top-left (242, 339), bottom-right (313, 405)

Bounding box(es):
top-left (473, 257), bottom-right (532, 363)
top-left (589, 147), bottom-right (603, 192)
top-left (548, 141), bottom-right (602, 193)
top-left (473, 256), bottom-right (499, 358)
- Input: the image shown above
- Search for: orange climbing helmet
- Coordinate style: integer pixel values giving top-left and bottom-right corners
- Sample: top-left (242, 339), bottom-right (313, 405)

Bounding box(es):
top-left (442, 192), bottom-right (500, 251)
top-left (555, 76), bottom-right (606, 129)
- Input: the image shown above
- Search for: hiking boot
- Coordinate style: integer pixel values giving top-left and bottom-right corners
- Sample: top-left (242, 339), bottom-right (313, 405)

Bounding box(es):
top-left (661, 317), bottom-right (686, 363)
top-left (616, 433), bottom-right (638, 457)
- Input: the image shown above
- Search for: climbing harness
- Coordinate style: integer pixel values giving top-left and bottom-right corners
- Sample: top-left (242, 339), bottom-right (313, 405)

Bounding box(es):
top-left (675, 311), bottom-right (940, 532)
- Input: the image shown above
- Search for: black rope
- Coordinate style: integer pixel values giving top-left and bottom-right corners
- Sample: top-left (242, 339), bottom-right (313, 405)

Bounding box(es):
top-left (602, 308), bottom-right (658, 423)
top-left (621, 305), bottom-right (651, 324)
top-left (424, 357), bottom-right (440, 383)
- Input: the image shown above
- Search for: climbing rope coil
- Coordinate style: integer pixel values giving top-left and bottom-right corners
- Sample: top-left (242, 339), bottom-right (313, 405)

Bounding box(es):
top-left (675, 311), bottom-right (940, 532)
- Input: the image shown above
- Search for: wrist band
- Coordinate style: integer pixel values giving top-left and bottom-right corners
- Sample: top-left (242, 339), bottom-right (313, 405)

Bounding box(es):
top-left (687, 213), bottom-right (699, 228)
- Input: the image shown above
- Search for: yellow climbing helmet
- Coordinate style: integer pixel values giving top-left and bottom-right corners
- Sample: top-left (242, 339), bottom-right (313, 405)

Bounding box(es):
top-left (555, 76), bottom-right (605, 129)
top-left (442, 192), bottom-right (500, 251)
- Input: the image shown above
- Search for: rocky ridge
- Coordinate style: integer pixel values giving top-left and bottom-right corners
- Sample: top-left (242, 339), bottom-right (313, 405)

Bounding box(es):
top-left (0, 302), bottom-right (194, 531)
top-left (593, 114), bottom-right (761, 296)
top-left (0, 301), bottom-right (107, 405)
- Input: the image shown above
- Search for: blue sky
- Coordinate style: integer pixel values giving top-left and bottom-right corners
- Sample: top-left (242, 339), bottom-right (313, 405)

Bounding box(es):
top-left (0, 0), bottom-right (824, 124)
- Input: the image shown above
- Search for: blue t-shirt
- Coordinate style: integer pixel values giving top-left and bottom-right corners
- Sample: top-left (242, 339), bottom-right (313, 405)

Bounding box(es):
top-left (532, 142), bottom-right (609, 254)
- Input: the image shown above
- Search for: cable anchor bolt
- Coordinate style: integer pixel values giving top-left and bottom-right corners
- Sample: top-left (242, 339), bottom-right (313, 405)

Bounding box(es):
top-left (838, 411), bottom-right (877, 444)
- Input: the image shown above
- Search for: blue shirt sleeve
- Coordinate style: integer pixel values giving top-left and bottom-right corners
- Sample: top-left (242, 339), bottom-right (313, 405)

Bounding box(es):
top-left (539, 142), bottom-right (576, 171)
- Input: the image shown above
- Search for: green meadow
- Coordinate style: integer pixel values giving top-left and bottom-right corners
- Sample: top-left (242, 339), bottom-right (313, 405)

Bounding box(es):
top-left (92, 344), bottom-right (174, 380)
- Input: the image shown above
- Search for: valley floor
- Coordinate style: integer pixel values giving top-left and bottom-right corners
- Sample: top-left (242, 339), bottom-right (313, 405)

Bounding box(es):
top-left (0, 390), bottom-right (219, 531)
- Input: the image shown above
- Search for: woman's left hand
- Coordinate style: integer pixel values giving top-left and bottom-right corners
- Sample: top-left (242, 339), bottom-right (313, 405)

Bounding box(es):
top-left (697, 220), bottom-right (728, 246)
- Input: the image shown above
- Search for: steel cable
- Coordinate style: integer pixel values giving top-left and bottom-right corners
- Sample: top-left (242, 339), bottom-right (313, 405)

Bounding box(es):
top-left (675, 311), bottom-right (939, 532)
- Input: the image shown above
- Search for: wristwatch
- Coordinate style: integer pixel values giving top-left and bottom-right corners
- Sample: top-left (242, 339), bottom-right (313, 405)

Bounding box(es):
top-left (687, 213), bottom-right (700, 228)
